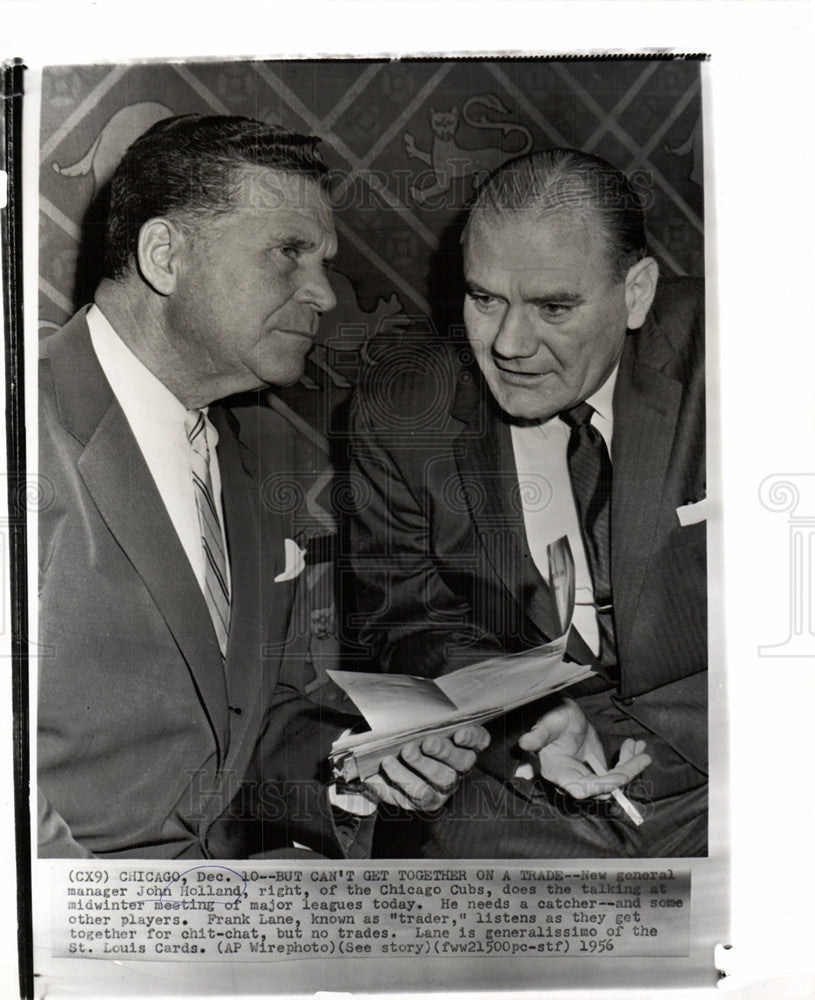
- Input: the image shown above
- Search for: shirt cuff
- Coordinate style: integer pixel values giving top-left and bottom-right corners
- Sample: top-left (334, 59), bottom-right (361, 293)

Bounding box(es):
top-left (328, 784), bottom-right (378, 817)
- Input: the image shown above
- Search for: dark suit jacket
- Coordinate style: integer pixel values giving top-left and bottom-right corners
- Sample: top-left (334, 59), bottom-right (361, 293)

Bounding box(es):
top-left (38, 309), bottom-right (354, 859)
top-left (348, 277), bottom-right (707, 790)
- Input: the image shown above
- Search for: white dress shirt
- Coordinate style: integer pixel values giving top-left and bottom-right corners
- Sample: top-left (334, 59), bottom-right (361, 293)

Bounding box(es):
top-left (510, 366), bottom-right (618, 656)
top-left (87, 304), bottom-right (231, 599)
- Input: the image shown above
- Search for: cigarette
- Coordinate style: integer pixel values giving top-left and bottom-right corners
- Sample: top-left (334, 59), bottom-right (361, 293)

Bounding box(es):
top-left (583, 751), bottom-right (645, 827)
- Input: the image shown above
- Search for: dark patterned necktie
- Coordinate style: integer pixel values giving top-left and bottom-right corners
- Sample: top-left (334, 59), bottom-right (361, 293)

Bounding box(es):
top-left (560, 402), bottom-right (617, 670)
top-left (185, 410), bottom-right (231, 658)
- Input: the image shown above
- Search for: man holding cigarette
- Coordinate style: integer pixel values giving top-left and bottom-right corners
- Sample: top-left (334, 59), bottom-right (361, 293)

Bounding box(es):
top-left (38, 115), bottom-right (488, 859)
top-left (350, 149), bottom-right (707, 857)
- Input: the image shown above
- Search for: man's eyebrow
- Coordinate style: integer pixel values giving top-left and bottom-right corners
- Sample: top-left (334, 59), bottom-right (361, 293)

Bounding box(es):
top-left (464, 280), bottom-right (584, 305)
top-left (270, 233), bottom-right (338, 260)
top-left (526, 289), bottom-right (584, 305)
top-left (270, 234), bottom-right (317, 249)
top-left (464, 280), bottom-right (502, 298)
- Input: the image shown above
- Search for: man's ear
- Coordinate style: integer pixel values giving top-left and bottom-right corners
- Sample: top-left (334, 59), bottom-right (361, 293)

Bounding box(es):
top-left (624, 256), bottom-right (659, 330)
top-left (136, 218), bottom-right (185, 296)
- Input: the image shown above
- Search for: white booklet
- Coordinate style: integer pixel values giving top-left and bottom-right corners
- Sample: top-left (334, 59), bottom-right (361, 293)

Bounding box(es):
top-left (329, 536), bottom-right (595, 781)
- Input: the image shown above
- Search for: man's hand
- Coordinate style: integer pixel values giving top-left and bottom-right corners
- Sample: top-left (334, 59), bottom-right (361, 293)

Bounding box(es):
top-left (517, 698), bottom-right (650, 799)
top-left (361, 726), bottom-right (490, 811)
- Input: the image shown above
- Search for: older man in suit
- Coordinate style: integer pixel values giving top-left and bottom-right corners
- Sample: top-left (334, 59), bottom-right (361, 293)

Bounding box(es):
top-left (38, 115), bottom-right (488, 859)
top-left (349, 149), bottom-right (707, 858)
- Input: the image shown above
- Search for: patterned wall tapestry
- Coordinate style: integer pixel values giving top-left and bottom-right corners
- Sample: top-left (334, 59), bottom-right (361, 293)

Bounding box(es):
top-left (38, 57), bottom-right (704, 690)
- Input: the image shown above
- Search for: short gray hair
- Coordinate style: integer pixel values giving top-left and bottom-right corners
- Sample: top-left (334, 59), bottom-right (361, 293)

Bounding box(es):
top-left (462, 148), bottom-right (648, 281)
top-left (104, 115), bottom-right (329, 280)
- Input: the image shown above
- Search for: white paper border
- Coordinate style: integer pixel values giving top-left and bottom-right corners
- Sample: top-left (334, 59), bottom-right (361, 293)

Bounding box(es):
top-left (3, 2), bottom-right (814, 998)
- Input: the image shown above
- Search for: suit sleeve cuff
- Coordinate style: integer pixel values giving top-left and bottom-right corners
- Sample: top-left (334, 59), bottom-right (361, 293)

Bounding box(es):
top-left (328, 789), bottom-right (377, 859)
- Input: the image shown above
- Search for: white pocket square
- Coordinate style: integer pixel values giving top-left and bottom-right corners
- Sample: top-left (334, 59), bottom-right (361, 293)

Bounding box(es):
top-left (274, 538), bottom-right (307, 582)
top-left (676, 498), bottom-right (708, 526)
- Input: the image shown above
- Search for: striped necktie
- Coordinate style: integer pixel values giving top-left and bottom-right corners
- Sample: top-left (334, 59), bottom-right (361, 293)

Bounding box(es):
top-left (561, 401), bottom-right (617, 671)
top-left (185, 409), bottom-right (231, 658)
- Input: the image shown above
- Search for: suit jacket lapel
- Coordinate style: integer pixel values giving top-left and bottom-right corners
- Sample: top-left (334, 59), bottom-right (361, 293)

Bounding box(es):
top-left (47, 312), bottom-right (231, 763)
top-left (212, 404), bottom-right (292, 788)
top-left (451, 384), bottom-right (526, 609)
top-left (611, 322), bottom-right (684, 646)
top-left (214, 408), bottom-right (269, 745)
top-left (451, 366), bottom-right (591, 662)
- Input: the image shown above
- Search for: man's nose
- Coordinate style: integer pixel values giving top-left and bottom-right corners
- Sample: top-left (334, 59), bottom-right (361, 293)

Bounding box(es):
top-left (492, 305), bottom-right (538, 359)
top-left (298, 265), bottom-right (337, 315)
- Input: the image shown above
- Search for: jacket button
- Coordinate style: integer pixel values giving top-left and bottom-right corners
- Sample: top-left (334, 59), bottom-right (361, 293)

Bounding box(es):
top-left (619, 697), bottom-right (635, 707)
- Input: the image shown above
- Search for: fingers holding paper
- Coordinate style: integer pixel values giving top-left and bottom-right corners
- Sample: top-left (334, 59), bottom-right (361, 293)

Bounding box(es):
top-left (518, 698), bottom-right (650, 800)
top-left (361, 725), bottom-right (490, 811)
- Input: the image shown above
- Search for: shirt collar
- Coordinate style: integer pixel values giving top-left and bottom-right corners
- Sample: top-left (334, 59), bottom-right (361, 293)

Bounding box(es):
top-left (585, 363), bottom-right (619, 424)
top-left (87, 303), bottom-right (205, 451)
top-left (535, 361), bottom-right (620, 442)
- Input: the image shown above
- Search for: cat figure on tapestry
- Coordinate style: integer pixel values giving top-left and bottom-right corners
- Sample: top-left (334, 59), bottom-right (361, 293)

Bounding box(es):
top-left (404, 94), bottom-right (533, 206)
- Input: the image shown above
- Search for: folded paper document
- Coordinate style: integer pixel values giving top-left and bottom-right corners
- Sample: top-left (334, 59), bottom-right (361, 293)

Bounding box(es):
top-left (329, 536), bottom-right (595, 782)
